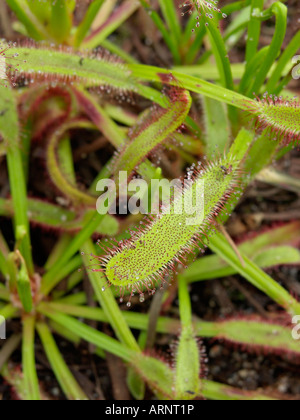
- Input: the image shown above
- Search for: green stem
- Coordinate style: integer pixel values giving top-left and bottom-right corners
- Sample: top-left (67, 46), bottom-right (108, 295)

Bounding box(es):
top-left (0, 86), bottom-right (34, 276)
top-left (178, 276), bottom-right (192, 328)
top-left (7, 149), bottom-right (34, 276)
top-left (22, 316), bottom-right (40, 401)
top-left (44, 302), bottom-right (300, 359)
top-left (45, 235), bottom-right (73, 271)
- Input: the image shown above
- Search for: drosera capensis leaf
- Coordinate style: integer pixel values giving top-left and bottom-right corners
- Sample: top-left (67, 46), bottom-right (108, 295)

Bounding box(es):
top-left (12, 44), bottom-right (132, 89)
top-left (9, 42), bottom-right (300, 149)
top-left (133, 355), bottom-right (279, 400)
top-left (7, 43), bottom-right (245, 110)
top-left (47, 302), bottom-right (300, 362)
top-left (39, 303), bottom-right (281, 401)
top-left (113, 73), bottom-right (192, 184)
top-left (90, 154), bottom-right (242, 303)
top-left (11, 44), bottom-right (161, 104)
top-left (247, 95), bottom-right (300, 145)
top-left (127, 62), bottom-right (300, 145)
top-left (206, 315), bottom-right (300, 362)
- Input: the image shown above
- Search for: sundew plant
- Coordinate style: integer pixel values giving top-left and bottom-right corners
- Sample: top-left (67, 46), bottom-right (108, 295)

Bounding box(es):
top-left (0, 0), bottom-right (300, 401)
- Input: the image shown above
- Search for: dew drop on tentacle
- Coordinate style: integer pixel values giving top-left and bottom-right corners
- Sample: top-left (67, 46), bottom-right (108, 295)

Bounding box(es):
top-left (180, 0), bottom-right (227, 32)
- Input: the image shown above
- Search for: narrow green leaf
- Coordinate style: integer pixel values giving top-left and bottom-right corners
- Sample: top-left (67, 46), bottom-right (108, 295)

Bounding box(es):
top-left (37, 304), bottom-right (133, 363)
top-left (158, 0), bottom-right (181, 44)
top-left (250, 2), bottom-right (287, 95)
top-left (36, 323), bottom-right (88, 401)
top-left (202, 96), bottom-right (230, 157)
top-left (0, 85), bottom-right (33, 275)
top-left (49, 0), bottom-right (72, 43)
top-left (245, 0), bottom-right (264, 62)
top-left (0, 334), bottom-right (22, 371)
top-left (138, 0), bottom-right (181, 63)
